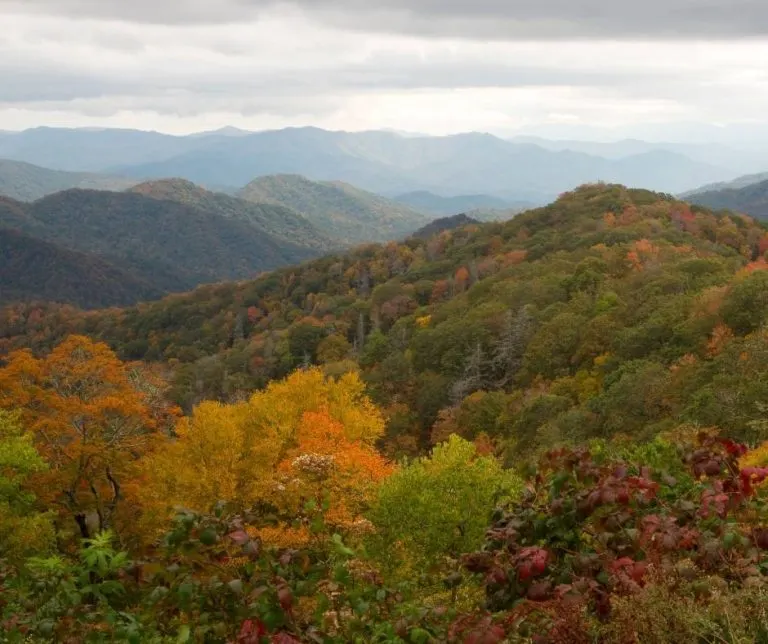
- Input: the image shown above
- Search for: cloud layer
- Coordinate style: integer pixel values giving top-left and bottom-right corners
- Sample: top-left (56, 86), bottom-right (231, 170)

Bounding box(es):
top-left (5, 0), bottom-right (768, 38)
top-left (1, 1), bottom-right (768, 136)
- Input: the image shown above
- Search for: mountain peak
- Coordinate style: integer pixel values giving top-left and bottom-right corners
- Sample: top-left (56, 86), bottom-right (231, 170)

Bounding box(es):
top-left (412, 213), bottom-right (481, 239)
top-left (129, 178), bottom-right (211, 203)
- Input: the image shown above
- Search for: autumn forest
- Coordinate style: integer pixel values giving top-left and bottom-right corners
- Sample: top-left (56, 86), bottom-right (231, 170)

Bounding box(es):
top-left (5, 183), bottom-right (768, 642)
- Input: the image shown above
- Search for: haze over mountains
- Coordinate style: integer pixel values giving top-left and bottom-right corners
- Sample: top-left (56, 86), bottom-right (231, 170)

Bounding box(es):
top-left (0, 159), bottom-right (139, 202)
top-left (0, 126), bottom-right (746, 203)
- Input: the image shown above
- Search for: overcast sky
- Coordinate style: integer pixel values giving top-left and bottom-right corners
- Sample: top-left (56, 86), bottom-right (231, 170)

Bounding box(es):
top-left (2, 0), bottom-right (768, 138)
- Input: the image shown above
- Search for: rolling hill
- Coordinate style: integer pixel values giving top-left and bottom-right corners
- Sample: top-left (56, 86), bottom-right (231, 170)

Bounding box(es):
top-left (0, 227), bottom-right (161, 308)
top-left (686, 179), bottom-right (768, 219)
top-left (411, 213), bottom-right (480, 239)
top-left (7, 182), bottom-right (768, 642)
top-left (0, 187), bottom-right (330, 300)
top-left (128, 178), bottom-right (334, 252)
top-left (238, 174), bottom-right (430, 243)
top-left (0, 158), bottom-right (138, 201)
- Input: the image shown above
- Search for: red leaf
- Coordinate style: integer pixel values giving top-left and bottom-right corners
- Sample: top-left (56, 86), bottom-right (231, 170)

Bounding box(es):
top-left (277, 584), bottom-right (293, 613)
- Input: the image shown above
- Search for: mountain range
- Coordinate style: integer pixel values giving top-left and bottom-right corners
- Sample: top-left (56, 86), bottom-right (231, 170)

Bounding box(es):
top-left (0, 183), bottom-right (334, 307)
top-left (0, 159), bottom-right (138, 201)
top-left (682, 171), bottom-right (768, 197)
top-left (238, 175), bottom-right (430, 244)
top-left (392, 191), bottom-right (522, 215)
top-left (0, 126), bottom-right (738, 203)
top-left (0, 172), bottom-right (462, 307)
top-left (686, 179), bottom-right (768, 220)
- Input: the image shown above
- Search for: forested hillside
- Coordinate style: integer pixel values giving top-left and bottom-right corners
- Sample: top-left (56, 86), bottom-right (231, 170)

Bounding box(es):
top-left (0, 187), bottom-right (329, 300)
top-left (412, 213), bottom-right (480, 239)
top-left (5, 183), bottom-right (768, 642)
top-left (238, 174), bottom-right (430, 243)
top-left (4, 183), bottom-right (768, 453)
top-left (683, 170), bottom-right (768, 196)
top-left (688, 178), bottom-right (768, 220)
top-left (129, 178), bottom-right (334, 252)
top-left (0, 228), bottom-right (162, 307)
top-left (0, 158), bottom-right (138, 201)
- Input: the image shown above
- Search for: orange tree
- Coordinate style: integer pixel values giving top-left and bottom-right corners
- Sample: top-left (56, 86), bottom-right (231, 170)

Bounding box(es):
top-left (0, 335), bottom-right (176, 539)
top-left (140, 368), bottom-right (392, 545)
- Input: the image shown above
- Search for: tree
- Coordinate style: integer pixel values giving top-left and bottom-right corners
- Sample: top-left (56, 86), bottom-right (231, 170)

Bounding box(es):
top-left (451, 341), bottom-right (490, 404)
top-left (0, 409), bottom-right (54, 560)
top-left (141, 368), bottom-right (388, 538)
top-left (268, 410), bottom-right (393, 539)
top-left (368, 436), bottom-right (520, 578)
top-left (0, 336), bottom-right (168, 539)
top-left (316, 334), bottom-right (352, 364)
top-left (491, 306), bottom-right (536, 388)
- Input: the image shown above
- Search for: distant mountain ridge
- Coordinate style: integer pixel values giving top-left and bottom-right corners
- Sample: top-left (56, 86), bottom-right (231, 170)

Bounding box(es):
top-left (394, 191), bottom-right (516, 215)
top-left (0, 158), bottom-right (138, 201)
top-left (0, 126), bottom-right (734, 203)
top-left (686, 179), bottom-right (768, 220)
top-left (238, 174), bottom-right (430, 244)
top-left (682, 171), bottom-right (768, 197)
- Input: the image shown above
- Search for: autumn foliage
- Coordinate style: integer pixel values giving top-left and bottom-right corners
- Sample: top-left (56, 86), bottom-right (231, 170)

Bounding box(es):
top-left (0, 335), bottom-right (176, 538)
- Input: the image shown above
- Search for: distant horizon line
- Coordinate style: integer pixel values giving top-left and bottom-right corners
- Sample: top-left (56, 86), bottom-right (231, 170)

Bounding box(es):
top-left (3, 121), bottom-right (768, 145)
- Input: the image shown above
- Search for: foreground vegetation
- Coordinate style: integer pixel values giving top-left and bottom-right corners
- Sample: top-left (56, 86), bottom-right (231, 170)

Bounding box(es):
top-left (3, 340), bottom-right (768, 642)
top-left (4, 183), bottom-right (768, 641)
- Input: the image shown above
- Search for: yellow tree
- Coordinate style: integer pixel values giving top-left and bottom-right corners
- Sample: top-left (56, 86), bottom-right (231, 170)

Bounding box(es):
top-left (0, 335), bottom-right (174, 538)
top-left (140, 368), bottom-right (390, 543)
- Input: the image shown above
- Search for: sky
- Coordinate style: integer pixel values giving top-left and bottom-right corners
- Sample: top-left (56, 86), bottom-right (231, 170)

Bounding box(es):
top-left (2, 0), bottom-right (768, 138)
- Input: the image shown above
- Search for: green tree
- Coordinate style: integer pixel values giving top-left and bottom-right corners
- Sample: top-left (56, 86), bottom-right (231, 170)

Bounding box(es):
top-left (316, 333), bottom-right (352, 364)
top-left (367, 435), bottom-right (520, 578)
top-left (0, 409), bottom-right (54, 561)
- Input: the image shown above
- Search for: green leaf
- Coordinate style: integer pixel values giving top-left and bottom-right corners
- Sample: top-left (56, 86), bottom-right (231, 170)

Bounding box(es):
top-left (198, 528), bottom-right (218, 546)
top-left (176, 625), bottom-right (191, 643)
top-left (410, 628), bottom-right (433, 644)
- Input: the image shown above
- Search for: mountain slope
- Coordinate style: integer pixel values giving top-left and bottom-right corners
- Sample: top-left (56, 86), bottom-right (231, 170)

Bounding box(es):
top-left (686, 179), bottom-right (768, 219)
top-left (0, 228), bottom-right (161, 308)
top-left (683, 171), bottom-right (768, 197)
top-left (411, 213), bottom-right (480, 239)
top-left (5, 183), bottom-right (768, 454)
top-left (0, 159), bottom-right (138, 201)
top-left (238, 174), bottom-right (430, 243)
top-left (393, 190), bottom-right (517, 216)
top-left (0, 188), bottom-right (326, 296)
top-left (128, 178), bottom-right (335, 251)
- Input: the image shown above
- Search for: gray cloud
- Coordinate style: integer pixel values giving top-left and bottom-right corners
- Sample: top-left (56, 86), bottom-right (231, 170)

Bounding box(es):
top-left (0, 58), bottom-right (695, 105)
top-left (3, 0), bottom-right (768, 38)
top-left (2, 1), bottom-right (768, 136)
